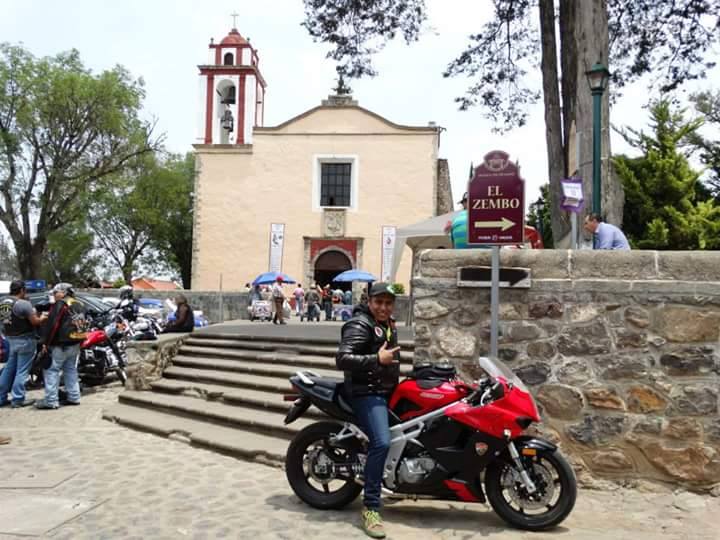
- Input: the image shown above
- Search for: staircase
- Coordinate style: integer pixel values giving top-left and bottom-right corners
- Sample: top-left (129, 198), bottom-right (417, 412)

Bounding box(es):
top-left (103, 330), bottom-right (415, 467)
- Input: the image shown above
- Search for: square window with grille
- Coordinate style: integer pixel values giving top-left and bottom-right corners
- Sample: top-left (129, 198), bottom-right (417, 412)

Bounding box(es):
top-left (320, 163), bottom-right (352, 207)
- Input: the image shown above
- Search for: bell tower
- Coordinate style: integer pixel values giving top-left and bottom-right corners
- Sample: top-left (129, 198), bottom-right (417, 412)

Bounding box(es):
top-left (196, 21), bottom-right (267, 145)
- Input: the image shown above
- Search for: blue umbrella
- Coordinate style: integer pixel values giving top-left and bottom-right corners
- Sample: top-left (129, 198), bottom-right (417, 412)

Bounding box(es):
top-left (333, 269), bottom-right (377, 283)
top-left (252, 271), bottom-right (297, 285)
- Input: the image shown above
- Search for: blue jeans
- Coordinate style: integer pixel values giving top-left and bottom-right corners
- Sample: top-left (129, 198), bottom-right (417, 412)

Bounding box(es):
top-left (0, 335), bottom-right (37, 405)
top-left (352, 395), bottom-right (391, 510)
top-left (295, 298), bottom-right (304, 315)
top-left (44, 345), bottom-right (81, 406)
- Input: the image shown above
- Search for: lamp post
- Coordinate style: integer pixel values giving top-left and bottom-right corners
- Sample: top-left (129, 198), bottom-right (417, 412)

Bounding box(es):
top-left (535, 197), bottom-right (544, 244)
top-left (585, 62), bottom-right (610, 217)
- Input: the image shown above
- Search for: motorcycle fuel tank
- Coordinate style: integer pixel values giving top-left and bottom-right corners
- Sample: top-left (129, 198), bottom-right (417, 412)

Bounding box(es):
top-left (389, 379), bottom-right (468, 420)
top-left (81, 329), bottom-right (107, 348)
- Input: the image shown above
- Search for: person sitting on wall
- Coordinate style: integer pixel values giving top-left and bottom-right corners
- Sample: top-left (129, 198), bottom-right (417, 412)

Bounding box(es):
top-left (164, 294), bottom-right (195, 333)
top-left (583, 213), bottom-right (630, 250)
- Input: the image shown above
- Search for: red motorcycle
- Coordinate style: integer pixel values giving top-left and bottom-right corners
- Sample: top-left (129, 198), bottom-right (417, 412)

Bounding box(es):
top-left (78, 316), bottom-right (128, 386)
top-left (284, 357), bottom-right (576, 531)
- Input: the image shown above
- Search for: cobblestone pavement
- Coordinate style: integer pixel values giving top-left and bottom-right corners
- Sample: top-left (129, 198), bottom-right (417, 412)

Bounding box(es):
top-left (1, 386), bottom-right (718, 539)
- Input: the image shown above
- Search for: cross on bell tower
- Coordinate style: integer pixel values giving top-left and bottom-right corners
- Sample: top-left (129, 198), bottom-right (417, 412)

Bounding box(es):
top-left (196, 25), bottom-right (267, 145)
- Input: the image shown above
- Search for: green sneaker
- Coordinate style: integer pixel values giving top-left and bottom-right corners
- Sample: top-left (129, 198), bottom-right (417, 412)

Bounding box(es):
top-left (361, 508), bottom-right (386, 539)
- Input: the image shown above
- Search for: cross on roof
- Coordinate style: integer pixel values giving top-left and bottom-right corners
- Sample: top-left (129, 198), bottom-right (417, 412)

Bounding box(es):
top-left (231, 12), bottom-right (239, 28)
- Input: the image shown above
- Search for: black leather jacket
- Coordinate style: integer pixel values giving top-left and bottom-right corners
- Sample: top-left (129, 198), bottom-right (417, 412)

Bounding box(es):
top-left (335, 304), bottom-right (400, 398)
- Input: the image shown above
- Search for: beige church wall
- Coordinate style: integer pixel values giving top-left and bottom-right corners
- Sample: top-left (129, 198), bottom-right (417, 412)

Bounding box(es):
top-left (193, 128), bottom-right (438, 291)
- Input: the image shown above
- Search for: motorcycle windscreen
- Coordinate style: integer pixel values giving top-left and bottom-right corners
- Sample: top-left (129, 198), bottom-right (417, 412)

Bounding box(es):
top-left (477, 357), bottom-right (529, 393)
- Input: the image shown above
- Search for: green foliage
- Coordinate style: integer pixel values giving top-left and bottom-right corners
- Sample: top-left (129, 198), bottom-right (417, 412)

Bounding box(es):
top-left (390, 282), bottom-right (405, 295)
top-left (614, 100), bottom-right (720, 249)
top-left (690, 90), bottom-right (720, 194)
top-left (0, 43), bottom-right (157, 277)
top-left (527, 184), bottom-right (554, 248)
top-left (148, 153), bottom-right (195, 289)
top-left (112, 278), bottom-right (126, 288)
top-left (0, 236), bottom-right (17, 279)
top-left (42, 220), bottom-right (99, 285)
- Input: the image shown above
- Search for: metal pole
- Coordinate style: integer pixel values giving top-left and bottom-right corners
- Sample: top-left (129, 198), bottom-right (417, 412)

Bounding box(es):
top-left (592, 89), bottom-right (603, 216)
top-left (490, 246), bottom-right (500, 360)
top-left (571, 213), bottom-right (578, 250)
top-left (219, 273), bottom-right (224, 323)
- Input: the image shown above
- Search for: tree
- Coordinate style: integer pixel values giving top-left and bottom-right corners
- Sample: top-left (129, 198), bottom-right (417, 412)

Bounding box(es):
top-left (41, 219), bottom-right (100, 285)
top-left (614, 100), bottom-right (720, 249)
top-left (90, 153), bottom-right (194, 287)
top-left (302, 0), bottom-right (720, 243)
top-left (90, 157), bottom-right (167, 283)
top-left (527, 184), bottom-right (554, 248)
top-left (690, 90), bottom-right (720, 194)
top-left (149, 153), bottom-right (194, 289)
top-left (0, 43), bottom-right (158, 278)
top-left (0, 235), bottom-right (17, 279)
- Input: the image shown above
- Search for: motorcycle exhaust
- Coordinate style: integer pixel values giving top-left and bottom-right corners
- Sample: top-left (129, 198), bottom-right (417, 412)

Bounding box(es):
top-left (353, 478), bottom-right (433, 502)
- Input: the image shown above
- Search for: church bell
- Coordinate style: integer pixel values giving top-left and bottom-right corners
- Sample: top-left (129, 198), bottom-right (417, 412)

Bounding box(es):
top-left (221, 86), bottom-right (236, 105)
top-left (221, 109), bottom-right (234, 132)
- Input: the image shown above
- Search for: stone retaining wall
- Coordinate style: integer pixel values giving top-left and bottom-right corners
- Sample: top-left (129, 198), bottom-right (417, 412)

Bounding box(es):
top-left (85, 289), bottom-right (410, 324)
top-left (413, 250), bottom-right (720, 490)
top-left (124, 334), bottom-right (187, 391)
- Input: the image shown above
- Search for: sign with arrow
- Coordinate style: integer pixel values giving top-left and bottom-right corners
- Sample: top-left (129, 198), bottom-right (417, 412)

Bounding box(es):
top-left (467, 151), bottom-right (525, 246)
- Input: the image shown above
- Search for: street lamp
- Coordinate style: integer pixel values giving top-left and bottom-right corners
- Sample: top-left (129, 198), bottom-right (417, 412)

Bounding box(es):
top-left (585, 62), bottom-right (610, 217)
top-left (535, 197), bottom-right (544, 243)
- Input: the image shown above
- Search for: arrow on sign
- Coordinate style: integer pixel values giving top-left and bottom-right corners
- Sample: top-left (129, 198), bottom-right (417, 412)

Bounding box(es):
top-left (474, 217), bottom-right (516, 231)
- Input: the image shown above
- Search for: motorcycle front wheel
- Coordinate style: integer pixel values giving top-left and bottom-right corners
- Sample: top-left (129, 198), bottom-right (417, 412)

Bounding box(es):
top-left (285, 421), bottom-right (363, 510)
top-left (485, 449), bottom-right (577, 531)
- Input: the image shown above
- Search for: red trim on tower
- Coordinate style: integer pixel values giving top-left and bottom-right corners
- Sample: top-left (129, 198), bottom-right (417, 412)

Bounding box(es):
top-left (261, 88), bottom-right (265, 125)
top-left (214, 47), bottom-right (221, 65)
top-left (204, 75), bottom-right (214, 143)
top-left (237, 74), bottom-right (246, 145)
top-left (255, 79), bottom-right (260, 126)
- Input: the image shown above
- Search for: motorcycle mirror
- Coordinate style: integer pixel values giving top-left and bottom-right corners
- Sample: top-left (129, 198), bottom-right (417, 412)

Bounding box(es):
top-left (490, 382), bottom-right (505, 400)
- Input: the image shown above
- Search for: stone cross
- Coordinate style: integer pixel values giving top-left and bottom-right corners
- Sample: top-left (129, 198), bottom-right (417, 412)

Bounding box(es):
top-left (231, 12), bottom-right (239, 28)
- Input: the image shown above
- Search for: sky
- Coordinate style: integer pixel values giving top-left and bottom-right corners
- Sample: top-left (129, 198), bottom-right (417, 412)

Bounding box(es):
top-left (2, 0), bottom-right (719, 209)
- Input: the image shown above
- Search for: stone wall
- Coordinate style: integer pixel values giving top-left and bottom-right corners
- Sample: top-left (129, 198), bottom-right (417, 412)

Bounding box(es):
top-left (125, 334), bottom-right (187, 391)
top-left (413, 250), bottom-right (720, 490)
top-left (85, 289), bottom-right (410, 324)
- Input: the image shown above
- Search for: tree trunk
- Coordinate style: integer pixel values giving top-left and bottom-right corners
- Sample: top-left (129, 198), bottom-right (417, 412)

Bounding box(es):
top-left (538, 0), bottom-right (569, 246)
top-left (573, 0), bottom-right (623, 231)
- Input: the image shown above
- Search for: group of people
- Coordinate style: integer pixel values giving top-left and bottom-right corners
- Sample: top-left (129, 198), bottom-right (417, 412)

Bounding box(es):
top-left (0, 281), bottom-right (84, 413)
top-left (247, 278), bottom-right (364, 324)
top-left (449, 192), bottom-right (630, 250)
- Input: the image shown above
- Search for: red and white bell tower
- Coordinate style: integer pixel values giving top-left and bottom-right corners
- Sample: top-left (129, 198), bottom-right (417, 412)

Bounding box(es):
top-left (196, 25), bottom-right (266, 145)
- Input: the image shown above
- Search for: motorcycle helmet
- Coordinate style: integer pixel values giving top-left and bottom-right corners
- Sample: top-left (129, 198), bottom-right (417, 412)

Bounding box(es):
top-left (119, 285), bottom-right (134, 300)
top-left (52, 282), bottom-right (75, 297)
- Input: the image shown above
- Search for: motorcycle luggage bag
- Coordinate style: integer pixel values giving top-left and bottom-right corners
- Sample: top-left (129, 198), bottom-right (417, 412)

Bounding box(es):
top-left (409, 361), bottom-right (457, 381)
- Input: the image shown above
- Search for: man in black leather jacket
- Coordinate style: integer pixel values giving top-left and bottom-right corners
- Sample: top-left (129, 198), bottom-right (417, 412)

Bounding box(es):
top-left (335, 282), bottom-right (400, 539)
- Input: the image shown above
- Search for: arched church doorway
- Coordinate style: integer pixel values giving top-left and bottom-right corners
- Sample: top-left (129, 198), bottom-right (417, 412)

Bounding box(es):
top-left (313, 250), bottom-right (352, 289)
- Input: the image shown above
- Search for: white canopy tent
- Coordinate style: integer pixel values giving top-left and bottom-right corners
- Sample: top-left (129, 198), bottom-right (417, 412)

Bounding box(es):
top-left (390, 210), bottom-right (460, 282)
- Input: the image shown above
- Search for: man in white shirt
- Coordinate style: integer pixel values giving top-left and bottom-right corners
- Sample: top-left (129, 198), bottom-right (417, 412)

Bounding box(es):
top-left (271, 277), bottom-right (286, 325)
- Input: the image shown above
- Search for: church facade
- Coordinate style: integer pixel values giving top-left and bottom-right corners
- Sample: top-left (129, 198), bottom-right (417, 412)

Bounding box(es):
top-left (191, 26), bottom-right (451, 291)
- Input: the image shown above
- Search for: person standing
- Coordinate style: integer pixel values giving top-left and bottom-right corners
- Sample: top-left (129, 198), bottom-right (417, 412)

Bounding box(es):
top-left (272, 277), bottom-right (286, 325)
top-left (321, 285), bottom-right (333, 321)
top-left (293, 283), bottom-right (305, 317)
top-left (343, 288), bottom-right (353, 306)
top-left (336, 282), bottom-right (400, 539)
top-left (305, 284), bottom-right (321, 321)
top-left (35, 283), bottom-right (86, 410)
top-left (583, 214), bottom-right (631, 250)
top-left (0, 280), bottom-right (47, 408)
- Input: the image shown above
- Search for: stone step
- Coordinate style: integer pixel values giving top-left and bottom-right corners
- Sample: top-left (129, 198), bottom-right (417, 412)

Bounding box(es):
top-left (178, 345), bottom-right (414, 369)
top-left (119, 391), bottom-right (309, 439)
top-left (182, 337), bottom-right (415, 360)
top-left (171, 355), bottom-right (413, 382)
top-left (189, 332), bottom-right (416, 350)
top-left (171, 355), bottom-right (341, 380)
top-left (164, 366), bottom-right (294, 394)
top-left (150, 378), bottom-right (327, 419)
top-left (102, 403), bottom-right (288, 466)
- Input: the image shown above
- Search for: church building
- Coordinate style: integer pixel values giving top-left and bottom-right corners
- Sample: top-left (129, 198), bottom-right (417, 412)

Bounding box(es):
top-left (191, 26), bottom-right (452, 291)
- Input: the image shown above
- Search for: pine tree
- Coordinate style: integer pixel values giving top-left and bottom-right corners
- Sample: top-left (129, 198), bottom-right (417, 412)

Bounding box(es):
top-left (614, 100), bottom-right (720, 249)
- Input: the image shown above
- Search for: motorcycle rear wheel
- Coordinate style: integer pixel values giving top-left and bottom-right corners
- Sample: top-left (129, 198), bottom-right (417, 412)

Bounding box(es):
top-left (485, 449), bottom-right (576, 531)
top-left (286, 421), bottom-right (363, 510)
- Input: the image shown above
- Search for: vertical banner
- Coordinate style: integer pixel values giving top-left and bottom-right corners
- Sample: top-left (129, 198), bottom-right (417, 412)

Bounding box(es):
top-left (268, 223), bottom-right (285, 272)
top-left (380, 226), bottom-right (396, 282)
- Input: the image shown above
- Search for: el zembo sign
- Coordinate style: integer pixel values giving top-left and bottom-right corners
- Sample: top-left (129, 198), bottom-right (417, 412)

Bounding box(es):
top-left (468, 150), bottom-right (525, 246)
